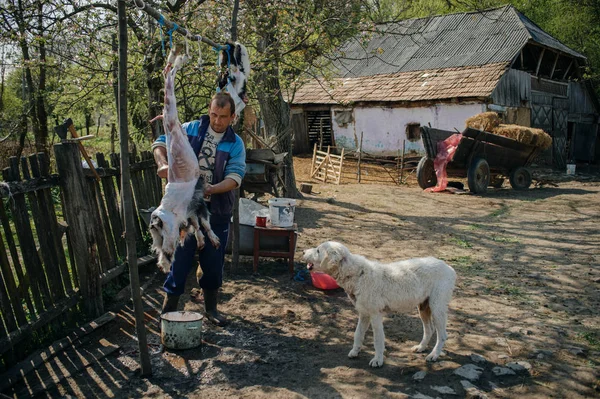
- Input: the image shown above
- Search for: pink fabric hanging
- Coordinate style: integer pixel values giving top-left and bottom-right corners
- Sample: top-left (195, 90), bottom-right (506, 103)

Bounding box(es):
top-left (425, 133), bottom-right (462, 192)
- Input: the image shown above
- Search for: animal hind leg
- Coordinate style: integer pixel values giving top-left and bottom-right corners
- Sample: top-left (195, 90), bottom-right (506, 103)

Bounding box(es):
top-left (200, 215), bottom-right (220, 248)
top-left (348, 313), bottom-right (371, 359)
top-left (189, 215), bottom-right (205, 249)
top-left (412, 298), bottom-right (434, 353)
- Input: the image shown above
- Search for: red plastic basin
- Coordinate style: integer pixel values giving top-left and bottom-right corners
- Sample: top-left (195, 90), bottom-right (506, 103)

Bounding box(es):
top-left (310, 271), bottom-right (339, 290)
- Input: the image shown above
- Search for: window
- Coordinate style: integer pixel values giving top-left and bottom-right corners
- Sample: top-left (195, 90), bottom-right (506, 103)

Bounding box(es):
top-left (406, 123), bottom-right (421, 141)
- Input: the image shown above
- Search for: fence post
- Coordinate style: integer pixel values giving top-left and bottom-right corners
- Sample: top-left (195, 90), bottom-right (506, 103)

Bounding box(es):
top-left (54, 142), bottom-right (104, 317)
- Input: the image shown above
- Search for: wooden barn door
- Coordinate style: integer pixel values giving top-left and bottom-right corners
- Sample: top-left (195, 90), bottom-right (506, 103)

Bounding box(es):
top-left (531, 92), bottom-right (553, 165)
top-left (306, 109), bottom-right (334, 150)
top-left (552, 97), bottom-right (569, 169)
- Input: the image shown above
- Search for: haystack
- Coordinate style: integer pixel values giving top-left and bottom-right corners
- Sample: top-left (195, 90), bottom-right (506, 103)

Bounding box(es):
top-left (492, 124), bottom-right (534, 145)
top-left (465, 112), bottom-right (501, 132)
top-left (530, 128), bottom-right (553, 150)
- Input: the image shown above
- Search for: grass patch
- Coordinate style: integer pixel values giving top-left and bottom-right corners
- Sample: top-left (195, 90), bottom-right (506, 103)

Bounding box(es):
top-left (450, 237), bottom-right (472, 248)
top-left (485, 283), bottom-right (525, 297)
top-left (491, 235), bottom-right (520, 243)
top-left (467, 223), bottom-right (484, 230)
top-left (579, 331), bottom-right (600, 351)
top-left (488, 204), bottom-right (510, 218)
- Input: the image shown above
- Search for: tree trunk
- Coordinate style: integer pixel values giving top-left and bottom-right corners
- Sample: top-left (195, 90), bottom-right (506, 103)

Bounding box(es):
top-left (255, 17), bottom-right (301, 198)
top-left (85, 112), bottom-right (92, 136)
top-left (35, 2), bottom-right (49, 154)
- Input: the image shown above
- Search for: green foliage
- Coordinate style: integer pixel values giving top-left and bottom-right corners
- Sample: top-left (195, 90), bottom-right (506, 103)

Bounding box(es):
top-left (1, 0), bottom-right (599, 158)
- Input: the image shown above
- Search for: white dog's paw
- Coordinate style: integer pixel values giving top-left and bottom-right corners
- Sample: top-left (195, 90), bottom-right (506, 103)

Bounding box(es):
top-left (425, 351), bottom-right (444, 362)
top-left (348, 348), bottom-right (360, 358)
top-left (412, 344), bottom-right (428, 353)
top-left (369, 356), bottom-right (384, 368)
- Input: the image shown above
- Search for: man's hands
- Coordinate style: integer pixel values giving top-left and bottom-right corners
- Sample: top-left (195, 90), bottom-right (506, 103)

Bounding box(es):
top-left (204, 178), bottom-right (238, 198)
top-left (153, 146), bottom-right (169, 179)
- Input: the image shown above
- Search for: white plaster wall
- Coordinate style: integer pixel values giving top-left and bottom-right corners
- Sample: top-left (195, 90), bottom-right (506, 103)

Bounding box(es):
top-left (332, 103), bottom-right (486, 156)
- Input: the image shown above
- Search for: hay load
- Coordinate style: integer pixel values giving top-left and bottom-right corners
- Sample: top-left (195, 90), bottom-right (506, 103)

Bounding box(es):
top-left (492, 124), bottom-right (534, 145)
top-left (465, 112), bottom-right (501, 132)
top-left (465, 112), bottom-right (552, 150)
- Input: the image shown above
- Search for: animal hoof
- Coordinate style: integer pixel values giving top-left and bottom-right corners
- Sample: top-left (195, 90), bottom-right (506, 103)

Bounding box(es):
top-left (348, 349), bottom-right (360, 358)
top-left (412, 344), bottom-right (427, 353)
top-left (369, 357), bottom-right (384, 367)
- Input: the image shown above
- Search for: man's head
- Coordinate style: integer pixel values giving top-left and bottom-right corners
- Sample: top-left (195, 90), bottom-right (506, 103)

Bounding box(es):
top-left (209, 92), bottom-right (236, 133)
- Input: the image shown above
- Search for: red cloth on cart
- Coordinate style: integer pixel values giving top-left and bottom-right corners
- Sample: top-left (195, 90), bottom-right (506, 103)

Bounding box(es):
top-left (425, 133), bottom-right (462, 192)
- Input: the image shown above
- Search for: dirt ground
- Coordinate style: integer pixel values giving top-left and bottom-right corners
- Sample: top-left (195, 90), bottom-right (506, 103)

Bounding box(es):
top-left (6, 158), bottom-right (600, 398)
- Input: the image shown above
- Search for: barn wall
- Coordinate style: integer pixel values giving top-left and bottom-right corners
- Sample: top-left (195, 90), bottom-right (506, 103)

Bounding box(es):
top-left (491, 68), bottom-right (531, 107)
top-left (331, 103), bottom-right (486, 156)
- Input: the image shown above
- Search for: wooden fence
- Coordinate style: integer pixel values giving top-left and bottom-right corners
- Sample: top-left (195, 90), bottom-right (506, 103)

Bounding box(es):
top-left (0, 142), bottom-right (161, 370)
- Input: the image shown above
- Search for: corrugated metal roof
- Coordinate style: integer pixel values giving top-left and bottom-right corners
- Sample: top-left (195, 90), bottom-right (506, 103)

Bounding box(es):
top-left (333, 5), bottom-right (585, 79)
top-left (292, 63), bottom-right (509, 105)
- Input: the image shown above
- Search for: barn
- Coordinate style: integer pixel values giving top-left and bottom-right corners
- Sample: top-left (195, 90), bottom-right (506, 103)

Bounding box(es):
top-left (289, 5), bottom-right (600, 168)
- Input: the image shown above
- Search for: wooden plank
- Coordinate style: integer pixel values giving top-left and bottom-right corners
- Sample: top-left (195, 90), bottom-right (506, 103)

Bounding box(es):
top-left (0, 292), bottom-right (80, 356)
top-left (3, 162), bottom-right (50, 312)
top-left (0, 248), bottom-right (18, 334)
top-left (535, 48), bottom-right (545, 76)
top-left (0, 175), bottom-right (60, 198)
top-left (130, 167), bottom-right (146, 211)
top-left (310, 143), bottom-right (317, 177)
top-left (0, 311), bottom-right (115, 393)
top-left (336, 148), bottom-right (344, 184)
top-left (95, 179), bottom-right (118, 268)
top-left (12, 338), bottom-right (120, 398)
top-left (0, 215), bottom-right (27, 328)
top-left (54, 143), bottom-right (103, 318)
top-left (37, 153), bottom-right (73, 294)
top-left (0, 197), bottom-right (34, 317)
top-left (27, 155), bottom-right (66, 302)
top-left (562, 59), bottom-right (573, 79)
top-left (142, 152), bottom-right (159, 206)
top-left (96, 153), bottom-right (126, 259)
top-left (20, 157), bottom-right (59, 304)
top-left (87, 179), bottom-right (114, 274)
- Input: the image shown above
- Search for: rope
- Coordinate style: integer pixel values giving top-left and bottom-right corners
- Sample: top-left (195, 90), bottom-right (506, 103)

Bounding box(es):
top-left (166, 23), bottom-right (179, 49)
top-left (195, 35), bottom-right (203, 71)
top-left (158, 15), bottom-right (166, 56)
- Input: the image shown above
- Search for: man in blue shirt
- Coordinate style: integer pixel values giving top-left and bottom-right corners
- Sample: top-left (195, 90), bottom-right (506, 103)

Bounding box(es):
top-left (152, 92), bottom-right (246, 326)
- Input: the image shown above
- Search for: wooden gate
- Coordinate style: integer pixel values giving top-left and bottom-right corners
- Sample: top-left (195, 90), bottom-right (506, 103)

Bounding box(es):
top-left (310, 144), bottom-right (344, 184)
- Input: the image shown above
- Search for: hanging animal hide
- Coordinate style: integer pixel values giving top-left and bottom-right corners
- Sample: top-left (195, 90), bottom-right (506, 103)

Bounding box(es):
top-left (149, 45), bottom-right (220, 272)
top-left (217, 42), bottom-right (251, 118)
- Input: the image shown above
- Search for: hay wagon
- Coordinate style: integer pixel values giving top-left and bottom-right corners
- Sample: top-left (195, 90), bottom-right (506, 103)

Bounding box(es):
top-left (417, 126), bottom-right (541, 194)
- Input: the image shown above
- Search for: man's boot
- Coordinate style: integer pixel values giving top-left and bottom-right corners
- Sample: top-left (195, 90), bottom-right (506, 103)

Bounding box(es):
top-left (203, 289), bottom-right (229, 327)
top-left (159, 294), bottom-right (180, 333)
top-left (162, 294), bottom-right (180, 314)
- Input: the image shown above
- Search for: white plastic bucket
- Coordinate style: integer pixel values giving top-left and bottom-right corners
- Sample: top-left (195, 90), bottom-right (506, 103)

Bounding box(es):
top-left (268, 198), bottom-right (296, 227)
top-left (566, 164), bottom-right (576, 175)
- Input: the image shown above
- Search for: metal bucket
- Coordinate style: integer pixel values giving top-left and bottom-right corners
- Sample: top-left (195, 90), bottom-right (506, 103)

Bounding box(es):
top-left (160, 311), bottom-right (203, 350)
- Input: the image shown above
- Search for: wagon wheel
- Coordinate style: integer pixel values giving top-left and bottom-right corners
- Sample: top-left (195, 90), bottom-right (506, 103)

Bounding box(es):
top-left (416, 156), bottom-right (437, 189)
top-left (489, 174), bottom-right (504, 188)
top-left (509, 167), bottom-right (532, 190)
top-left (467, 158), bottom-right (490, 194)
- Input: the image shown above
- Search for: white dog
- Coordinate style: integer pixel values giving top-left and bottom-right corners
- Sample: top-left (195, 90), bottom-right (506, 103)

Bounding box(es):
top-left (303, 241), bottom-right (456, 367)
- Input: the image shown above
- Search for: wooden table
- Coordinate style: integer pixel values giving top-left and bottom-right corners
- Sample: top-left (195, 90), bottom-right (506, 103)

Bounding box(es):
top-left (253, 223), bottom-right (297, 275)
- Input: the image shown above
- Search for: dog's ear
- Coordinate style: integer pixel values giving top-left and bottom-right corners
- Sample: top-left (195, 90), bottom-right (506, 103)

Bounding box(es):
top-left (325, 247), bottom-right (345, 267)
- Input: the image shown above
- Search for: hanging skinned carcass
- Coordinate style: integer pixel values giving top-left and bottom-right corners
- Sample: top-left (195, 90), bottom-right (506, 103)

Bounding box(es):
top-left (149, 45), bottom-right (220, 272)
